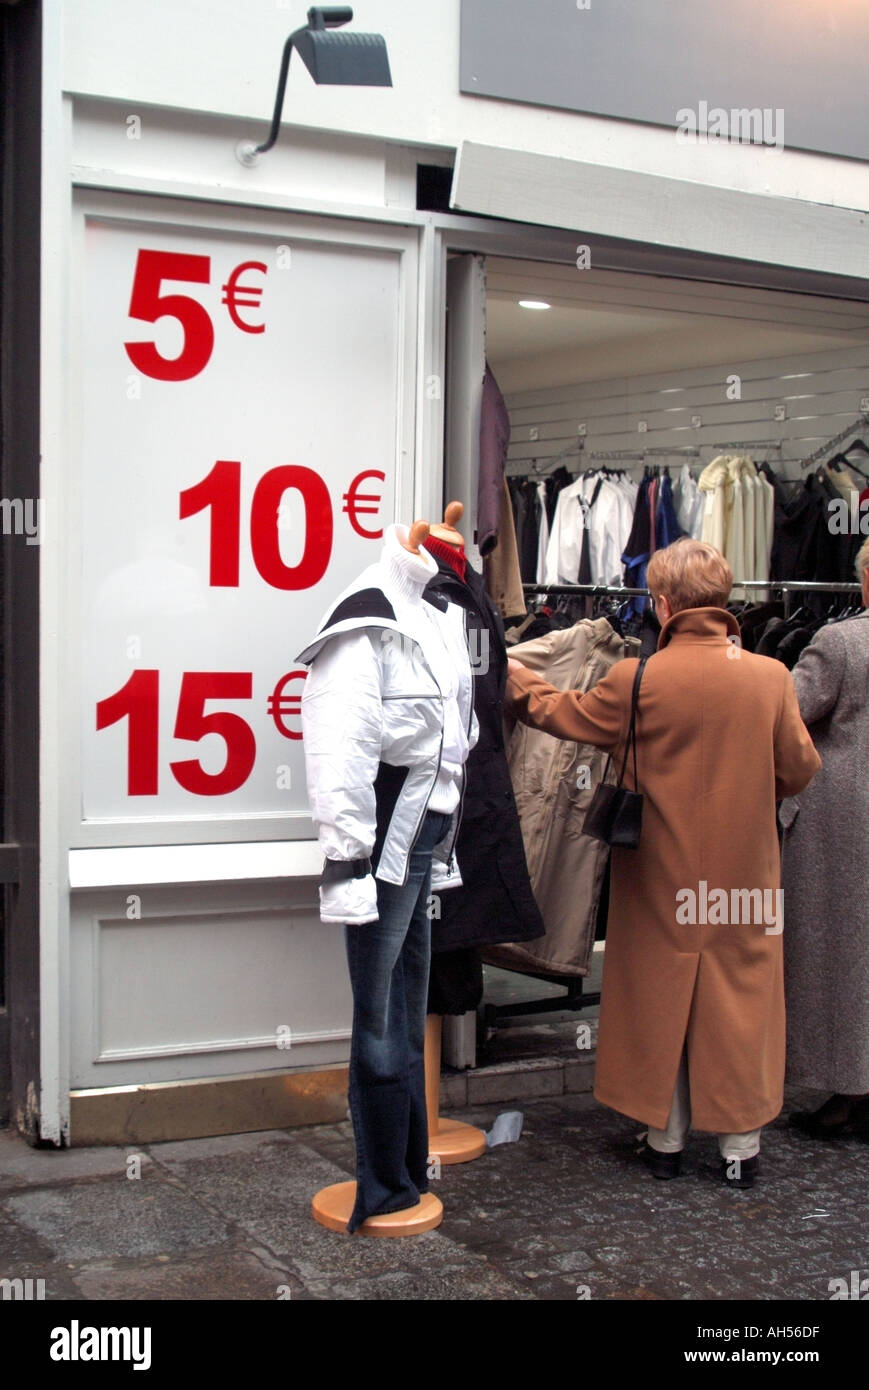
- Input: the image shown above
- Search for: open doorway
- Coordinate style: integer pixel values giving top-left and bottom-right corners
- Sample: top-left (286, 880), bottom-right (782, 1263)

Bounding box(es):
top-left (444, 248), bottom-right (869, 1069)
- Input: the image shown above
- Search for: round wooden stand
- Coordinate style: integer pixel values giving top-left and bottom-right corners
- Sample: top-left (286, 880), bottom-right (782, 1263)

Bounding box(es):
top-left (311, 1181), bottom-right (443, 1236)
top-left (426, 1014), bottom-right (487, 1164)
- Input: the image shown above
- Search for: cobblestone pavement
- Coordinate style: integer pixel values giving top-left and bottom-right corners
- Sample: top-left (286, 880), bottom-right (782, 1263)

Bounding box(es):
top-left (1, 1085), bottom-right (866, 1302)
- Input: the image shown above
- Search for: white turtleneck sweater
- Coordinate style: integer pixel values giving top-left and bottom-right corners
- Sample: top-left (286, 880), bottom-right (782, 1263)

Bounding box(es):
top-left (380, 525), bottom-right (470, 814)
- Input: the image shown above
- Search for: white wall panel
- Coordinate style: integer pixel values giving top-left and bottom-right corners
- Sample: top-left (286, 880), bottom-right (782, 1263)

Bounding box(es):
top-left (505, 342), bottom-right (869, 482)
top-left (70, 883), bottom-right (352, 1087)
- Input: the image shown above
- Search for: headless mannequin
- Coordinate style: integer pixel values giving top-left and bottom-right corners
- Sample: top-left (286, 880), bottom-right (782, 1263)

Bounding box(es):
top-left (312, 518), bottom-right (449, 1236)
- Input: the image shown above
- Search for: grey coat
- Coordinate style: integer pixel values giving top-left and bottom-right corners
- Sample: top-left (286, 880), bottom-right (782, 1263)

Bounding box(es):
top-left (780, 611), bottom-right (869, 1092)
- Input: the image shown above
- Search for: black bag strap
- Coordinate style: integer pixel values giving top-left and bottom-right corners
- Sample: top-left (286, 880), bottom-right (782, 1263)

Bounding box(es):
top-left (616, 656), bottom-right (648, 790)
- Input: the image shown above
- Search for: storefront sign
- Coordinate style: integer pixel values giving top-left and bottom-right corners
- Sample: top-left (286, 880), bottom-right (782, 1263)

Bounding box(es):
top-left (81, 216), bottom-right (400, 823)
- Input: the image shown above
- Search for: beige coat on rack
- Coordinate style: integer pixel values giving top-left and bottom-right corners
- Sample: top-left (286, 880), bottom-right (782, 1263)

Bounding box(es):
top-left (698, 454), bottom-right (773, 595)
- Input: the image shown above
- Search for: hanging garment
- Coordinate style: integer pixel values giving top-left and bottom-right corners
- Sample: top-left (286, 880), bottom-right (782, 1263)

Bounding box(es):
top-left (726, 456), bottom-right (748, 596)
top-left (423, 544), bottom-right (544, 955)
top-left (484, 475), bottom-right (527, 618)
top-left (545, 466), bottom-right (573, 525)
top-left (754, 471), bottom-right (775, 587)
top-left (477, 363), bottom-right (511, 557)
top-left (654, 472), bottom-right (683, 550)
top-left (506, 606), bottom-right (820, 1134)
top-left (736, 600), bottom-right (784, 652)
top-left (483, 617), bottom-right (640, 979)
top-left (428, 948), bottom-right (483, 1015)
top-left (698, 454), bottom-right (730, 555)
top-left (508, 477), bottom-right (540, 582)
top-left (592, 472), bottom-right (638, 584)
top-left (673, 464), bottom-right (704, 538)
top-left (544, 474), bottom-right (593, 583)
top-left (771, 472), bottom-right (847, 583)
top-left (647, 476), bottom-right (658, 555)
top-left (535, 479), bottom-right (550, 583)
top-left (621, 476), bottom-right (652, 615)
top-left (544, 471), bottom-right (636, 586)
top-left (699, 454), bottom-right (769, 593)
top-left (780, 612), bottom-right (869, 1092)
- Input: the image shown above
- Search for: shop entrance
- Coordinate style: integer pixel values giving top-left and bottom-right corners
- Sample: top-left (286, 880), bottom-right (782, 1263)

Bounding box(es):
top-left (441, 238), bottom-right (869, 1069)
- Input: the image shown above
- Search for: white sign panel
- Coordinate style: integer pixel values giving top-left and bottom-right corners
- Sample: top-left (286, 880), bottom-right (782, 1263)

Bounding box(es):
top-left (81, 215), bottom-right (402, 824)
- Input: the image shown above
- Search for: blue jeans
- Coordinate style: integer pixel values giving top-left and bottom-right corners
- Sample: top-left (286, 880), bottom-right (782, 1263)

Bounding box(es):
top-left (344, 809), bottom-right (451, 1233)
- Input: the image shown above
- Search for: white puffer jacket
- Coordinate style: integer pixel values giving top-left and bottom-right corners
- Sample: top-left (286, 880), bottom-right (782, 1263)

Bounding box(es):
top-left (297, 525), bottom-right (478, 924)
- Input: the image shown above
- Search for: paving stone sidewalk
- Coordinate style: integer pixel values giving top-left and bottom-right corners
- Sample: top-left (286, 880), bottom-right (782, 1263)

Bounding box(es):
top-left (1, 1087), bottom-right (866, 1301)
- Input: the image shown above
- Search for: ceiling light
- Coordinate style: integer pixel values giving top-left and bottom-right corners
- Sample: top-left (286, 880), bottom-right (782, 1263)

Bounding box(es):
top-left (518, 300), bottom-right (551, 310)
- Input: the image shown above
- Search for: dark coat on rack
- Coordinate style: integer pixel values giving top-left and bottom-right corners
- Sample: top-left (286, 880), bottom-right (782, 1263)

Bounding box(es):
top-left (423, 555), bottom-right (544, 952)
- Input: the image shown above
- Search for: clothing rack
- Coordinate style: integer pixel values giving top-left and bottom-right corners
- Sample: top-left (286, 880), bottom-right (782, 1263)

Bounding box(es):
top-left (485, 574), bottom-right (863, 1036)
top-left (507, 443), bottom-right (700, 474)
top-left (522, 580), bottom-right (862, 621)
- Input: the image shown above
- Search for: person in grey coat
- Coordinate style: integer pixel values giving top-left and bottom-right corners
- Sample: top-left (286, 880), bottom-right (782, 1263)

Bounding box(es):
top-left (780, 534), bottom-right (869, 1138)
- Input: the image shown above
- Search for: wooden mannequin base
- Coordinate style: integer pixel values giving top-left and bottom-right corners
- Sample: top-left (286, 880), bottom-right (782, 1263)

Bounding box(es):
top-left (311, 1181), bottom-right (444, 1236)
top-left (428, 1118), bottom-right (487, 1164)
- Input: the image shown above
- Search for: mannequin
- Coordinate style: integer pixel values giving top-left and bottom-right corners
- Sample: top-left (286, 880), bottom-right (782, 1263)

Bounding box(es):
top-left (298, 518), bottom-right (477, 1235)
top-left (422, 502), bottom-right (545, 1160)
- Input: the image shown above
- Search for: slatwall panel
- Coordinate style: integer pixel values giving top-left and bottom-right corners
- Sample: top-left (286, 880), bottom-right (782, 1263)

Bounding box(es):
top-left (504, 341), bottom-right (869, 482)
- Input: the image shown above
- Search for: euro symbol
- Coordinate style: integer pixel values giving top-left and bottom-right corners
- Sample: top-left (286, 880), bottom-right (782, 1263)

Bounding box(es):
top-left (221, 260), bottom-right (267, 334)
top-left (267, 669), bottom-right (307, 739)
top-left (343, 468), bottom-right (385, 539)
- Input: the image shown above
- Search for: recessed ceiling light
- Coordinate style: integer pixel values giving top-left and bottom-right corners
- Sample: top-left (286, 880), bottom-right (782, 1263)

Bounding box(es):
top-left (518, 299), bottom-right (551, 310)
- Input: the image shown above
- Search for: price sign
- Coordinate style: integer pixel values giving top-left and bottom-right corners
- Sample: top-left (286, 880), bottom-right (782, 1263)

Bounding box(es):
top-left (81, 217), bottom-right (400, 820)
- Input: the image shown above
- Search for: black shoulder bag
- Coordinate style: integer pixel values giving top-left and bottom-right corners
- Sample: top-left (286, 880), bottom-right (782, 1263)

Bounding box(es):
top-left (581, 656), bottom-right (648, 849)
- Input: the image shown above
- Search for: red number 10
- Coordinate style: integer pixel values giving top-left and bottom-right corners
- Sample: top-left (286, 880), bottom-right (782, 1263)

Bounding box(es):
top-left (180, 460), bottom-right (333, 590)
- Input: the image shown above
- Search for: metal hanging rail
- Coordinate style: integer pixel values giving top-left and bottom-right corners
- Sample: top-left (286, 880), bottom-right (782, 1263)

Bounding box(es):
top-left (523, 581), bottom-right (862, 595)
top-left (707, 440), bottom-right (783, 452)
top-left (586, 450), bottom-right (644, 462)
top-left (801, 414), bottom-right (869, 468)
top-left (643, 446), bottom-right (700, 457)
top-left (522, 579), bottom-right (862, 620)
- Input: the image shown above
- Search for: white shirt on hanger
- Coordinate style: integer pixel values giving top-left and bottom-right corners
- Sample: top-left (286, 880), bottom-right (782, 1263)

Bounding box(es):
top-left (543, 471), bottom-right (637, 586)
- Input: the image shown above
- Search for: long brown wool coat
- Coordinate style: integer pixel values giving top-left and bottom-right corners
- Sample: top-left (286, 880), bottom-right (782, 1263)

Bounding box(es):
top-left (507, 607), bottom-right (821, 1133)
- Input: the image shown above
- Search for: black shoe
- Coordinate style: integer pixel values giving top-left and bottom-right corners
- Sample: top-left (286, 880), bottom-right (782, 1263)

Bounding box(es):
top-left (720, 1154), bottom-right (758, 1189)
top-left (790, 1094), bottom-right (869, 1139)
top-left (640, 1142), bottom-right (682, 1180)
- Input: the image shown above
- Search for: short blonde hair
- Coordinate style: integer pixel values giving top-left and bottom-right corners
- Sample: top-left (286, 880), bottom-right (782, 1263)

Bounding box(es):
top-left (856, 536), bottom-right (869, 584)
top-left (646, 538), bottom-right (733, 613)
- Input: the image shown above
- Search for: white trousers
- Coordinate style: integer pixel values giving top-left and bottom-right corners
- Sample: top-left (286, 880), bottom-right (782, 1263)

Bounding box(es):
top-left (646, 1049), bottom-right (762, 1160)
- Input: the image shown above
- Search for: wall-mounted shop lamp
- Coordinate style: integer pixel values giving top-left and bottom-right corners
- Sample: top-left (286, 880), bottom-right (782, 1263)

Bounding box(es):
top-left (236, 6), bottom-right (392, 166)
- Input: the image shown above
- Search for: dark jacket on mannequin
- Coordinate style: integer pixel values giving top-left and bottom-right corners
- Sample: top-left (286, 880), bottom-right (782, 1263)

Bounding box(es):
top-left (423, 545), bottom-right (544, 953)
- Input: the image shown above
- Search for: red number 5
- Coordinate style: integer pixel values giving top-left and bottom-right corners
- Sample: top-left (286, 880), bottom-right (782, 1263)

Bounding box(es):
top-left (124, 249), bottom-right (214, 382)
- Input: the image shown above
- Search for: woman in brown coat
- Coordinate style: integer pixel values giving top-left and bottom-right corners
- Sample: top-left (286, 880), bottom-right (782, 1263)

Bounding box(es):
top-left (506, 539), bottom-right (821, 1187)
